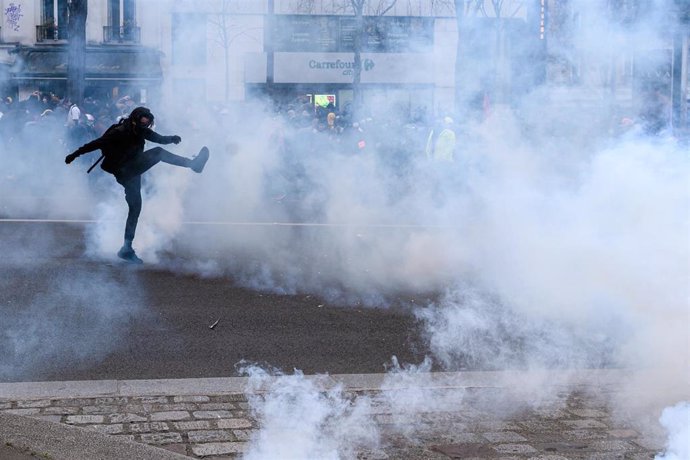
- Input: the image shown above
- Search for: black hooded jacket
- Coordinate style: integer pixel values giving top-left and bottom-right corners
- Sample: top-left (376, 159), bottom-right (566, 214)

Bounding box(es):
top-left (70, 121), bottom-right (178, 174)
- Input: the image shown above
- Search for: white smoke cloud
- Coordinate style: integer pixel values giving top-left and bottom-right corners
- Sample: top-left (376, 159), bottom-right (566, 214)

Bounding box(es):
top-left (238, 359), bottom-right (475, 460)
top-left (655, 402), bottom-right (690, 460)
top-left (239, 364), bottom-right (380, 460)
top-left (225, 104), bottom-right (687, 456)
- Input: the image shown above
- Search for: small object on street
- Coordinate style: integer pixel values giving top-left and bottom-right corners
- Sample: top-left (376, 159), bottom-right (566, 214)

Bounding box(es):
top-left (317, 304), bottom-right (323, 308)
top-left (209, 319), bottom-right (220, 329)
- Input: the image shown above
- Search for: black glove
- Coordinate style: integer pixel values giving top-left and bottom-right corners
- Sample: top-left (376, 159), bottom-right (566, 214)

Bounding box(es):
top-left (170, 135), bottom-right (182, 144)
top-left (65, 152), bottom-right (78, 164)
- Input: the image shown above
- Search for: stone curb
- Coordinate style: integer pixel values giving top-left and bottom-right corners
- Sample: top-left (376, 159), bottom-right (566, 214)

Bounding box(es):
top-left (0, 368), bottom-right (634, 401)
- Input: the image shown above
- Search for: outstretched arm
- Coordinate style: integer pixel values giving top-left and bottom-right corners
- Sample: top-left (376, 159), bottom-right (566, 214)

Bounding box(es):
top-left (65, 126), bottom-right (124, 164)
top-left (145, 129), bottom-right (181, 145)
top-left (65, 135), bottom-right (106, 164)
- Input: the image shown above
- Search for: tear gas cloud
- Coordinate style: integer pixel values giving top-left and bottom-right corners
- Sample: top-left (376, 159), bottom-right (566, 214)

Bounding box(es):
top-left (209, 1), bottom-right (685, 455)
top-left (655, 402), bottom-right (690, 460)
top-left (239, 364), bottom-right (380, 460)
top-left (151, 102), bottom-right (688, 384)
top-left (239, 359), bottom-right (470, 459)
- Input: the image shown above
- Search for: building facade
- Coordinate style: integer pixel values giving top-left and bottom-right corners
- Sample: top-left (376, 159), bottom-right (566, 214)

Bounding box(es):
top-left (9, 0), bottom-right (683, 126)
top-left (0, 0), bottom-right (165, 103)
top-left (1, 0), bottom-right (548, 118)
top-left (155, 0), bottom-right (466, 118)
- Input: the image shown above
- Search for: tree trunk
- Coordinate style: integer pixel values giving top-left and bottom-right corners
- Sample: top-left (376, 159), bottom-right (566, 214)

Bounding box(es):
top-left (67, 0), bottom-right (87, 105)
top-left (266, 0), bottom-right (275, 102)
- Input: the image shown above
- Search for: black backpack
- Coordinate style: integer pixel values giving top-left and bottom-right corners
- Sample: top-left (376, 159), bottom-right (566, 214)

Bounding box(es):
top-left (86, 121), bottom-right (124, 173)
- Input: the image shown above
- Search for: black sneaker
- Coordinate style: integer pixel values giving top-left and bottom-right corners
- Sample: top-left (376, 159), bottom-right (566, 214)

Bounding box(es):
top-left (117, 246), bottom-right (143, 264)
top-left (190, 147), bottom-right (210, 173)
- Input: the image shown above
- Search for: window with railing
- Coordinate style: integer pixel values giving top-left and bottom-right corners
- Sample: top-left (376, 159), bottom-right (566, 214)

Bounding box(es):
top-left (38, 0), bottom-right (69, 41)
top-left (36, 23), bottom-right (69, 41)
top-left (103, 25), bottom-right (141, 43)
top-left (105, 0), bottom-right (139, 43)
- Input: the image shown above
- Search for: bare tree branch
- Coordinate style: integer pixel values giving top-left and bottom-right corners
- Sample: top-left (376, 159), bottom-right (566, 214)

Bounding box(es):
top-left (374, 0), bottom-right (398, 15)
top-left (291, 0), bottom-right (317, 13)
top-left (209, 0), bottom-right (263, 102)
top-left (430, 0), bottom-right (456, 16)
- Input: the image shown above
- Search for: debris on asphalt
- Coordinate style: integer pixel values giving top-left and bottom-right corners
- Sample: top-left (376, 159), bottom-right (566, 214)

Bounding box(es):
top-left (209, 319), bottom-right (220, 329)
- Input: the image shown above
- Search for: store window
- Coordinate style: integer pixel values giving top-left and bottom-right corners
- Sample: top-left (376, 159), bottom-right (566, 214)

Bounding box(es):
top-left (271, 15), bottom-right (434, 53)
top-left (314, 94), bottom-right (336, 108)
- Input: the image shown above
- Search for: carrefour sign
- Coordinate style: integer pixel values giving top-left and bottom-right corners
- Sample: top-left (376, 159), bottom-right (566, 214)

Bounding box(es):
top-left (308, 58), bottom-right (375, 76)
top-left (271, 53), bottom-right (433, 84)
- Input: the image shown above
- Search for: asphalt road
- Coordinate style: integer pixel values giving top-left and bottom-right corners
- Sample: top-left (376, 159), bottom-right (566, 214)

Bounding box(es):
top-left (0, 443), bottom-right (37, 460)
top-left (0, 221), bottom-right (432, 383)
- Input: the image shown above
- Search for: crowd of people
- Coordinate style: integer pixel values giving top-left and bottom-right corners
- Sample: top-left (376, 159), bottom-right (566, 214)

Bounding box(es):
top-left (0, 90), bottom-right (462, 188)
top-left (0, 91), bottom-right (144, 155)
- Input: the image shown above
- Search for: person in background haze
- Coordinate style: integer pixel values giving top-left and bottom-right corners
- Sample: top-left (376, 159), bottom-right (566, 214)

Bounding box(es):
top-left (425, 116), bottom-right (456, 162)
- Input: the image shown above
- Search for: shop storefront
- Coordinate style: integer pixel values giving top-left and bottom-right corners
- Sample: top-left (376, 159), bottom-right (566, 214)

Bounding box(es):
top-left (9, 45), bottom-right (163, 102)
top-left (245, 51), bottom-right (441, 120)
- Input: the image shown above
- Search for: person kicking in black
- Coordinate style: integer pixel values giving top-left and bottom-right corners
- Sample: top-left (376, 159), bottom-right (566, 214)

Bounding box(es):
top-left (65, 106), bottom-right (209, 264)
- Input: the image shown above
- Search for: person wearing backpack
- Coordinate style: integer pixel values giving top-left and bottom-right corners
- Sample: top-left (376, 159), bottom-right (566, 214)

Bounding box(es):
top-left (64, 106), bottom-right (210, 264)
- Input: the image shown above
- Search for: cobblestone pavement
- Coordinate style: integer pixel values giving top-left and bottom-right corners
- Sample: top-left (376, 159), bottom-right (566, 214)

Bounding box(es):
top-left (359, 386), bottom-right (667, 460)
top-left (1, 393), bottom-right (251, 458)
top-left (0, 372), bottom-right (675, 459)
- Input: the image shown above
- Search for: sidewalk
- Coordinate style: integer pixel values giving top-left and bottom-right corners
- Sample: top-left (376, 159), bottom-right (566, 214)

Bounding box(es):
top-left (0, 370), bottom-right (674, 459)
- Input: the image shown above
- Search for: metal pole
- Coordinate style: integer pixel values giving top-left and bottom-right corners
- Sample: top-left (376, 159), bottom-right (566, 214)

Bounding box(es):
top-left (681, 35), bottom-right (688, 130)
top-left (266, 0), bottom-right (275, 98)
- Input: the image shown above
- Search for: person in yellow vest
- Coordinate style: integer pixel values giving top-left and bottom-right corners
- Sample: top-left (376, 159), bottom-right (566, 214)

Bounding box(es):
top-left (425, 116), bottom-right (456, 162)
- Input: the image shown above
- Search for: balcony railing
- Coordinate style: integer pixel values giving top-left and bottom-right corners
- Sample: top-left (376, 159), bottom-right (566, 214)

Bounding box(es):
top-left (103, 25), bottom-right (141, 44)
top-left (36, 24), bottom-right (68, 41)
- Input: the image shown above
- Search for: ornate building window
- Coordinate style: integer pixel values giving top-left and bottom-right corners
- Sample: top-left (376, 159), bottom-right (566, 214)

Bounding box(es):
top-left (105, 0), bottom-right (139, 43)
top-left (38, 0), bottom-right (69, 41)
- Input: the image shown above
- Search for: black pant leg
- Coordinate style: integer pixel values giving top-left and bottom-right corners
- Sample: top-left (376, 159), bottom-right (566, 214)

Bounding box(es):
top-left (119, 147), bottom-right (164, 179)
top-left (119, 147), bottom-right (191, 180)
top-left (116, 175), bottom-right (142, 244)
top-left (157, 148), bottom-right (191, 167)
top-left (113, 147), bottom-right (191, 244)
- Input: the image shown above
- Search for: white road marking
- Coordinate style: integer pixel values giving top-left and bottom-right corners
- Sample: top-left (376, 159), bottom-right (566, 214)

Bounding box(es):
top-left (0, 218), bottom-right (451, 229)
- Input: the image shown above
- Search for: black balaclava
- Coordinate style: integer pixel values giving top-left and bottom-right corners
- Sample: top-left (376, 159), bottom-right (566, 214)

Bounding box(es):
top-left (128, 106), bottom-right (154, 132)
